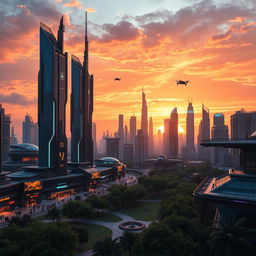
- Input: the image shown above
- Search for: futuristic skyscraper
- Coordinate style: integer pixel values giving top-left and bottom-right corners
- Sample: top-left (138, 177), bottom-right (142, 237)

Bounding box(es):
top-left (38, 17), bottom-right (68, 174)
top-left (71, 12), bottom-right (94, 164)
top-left (141, 89), bottom-right (148, 158)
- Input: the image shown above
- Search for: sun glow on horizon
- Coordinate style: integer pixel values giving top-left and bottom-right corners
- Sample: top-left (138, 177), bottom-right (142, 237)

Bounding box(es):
top-left (178, 125), bottom-right (184, 134)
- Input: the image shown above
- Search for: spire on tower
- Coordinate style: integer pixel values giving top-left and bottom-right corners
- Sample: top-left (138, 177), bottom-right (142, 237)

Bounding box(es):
top-left (57, 16), bottom-right (65, 52)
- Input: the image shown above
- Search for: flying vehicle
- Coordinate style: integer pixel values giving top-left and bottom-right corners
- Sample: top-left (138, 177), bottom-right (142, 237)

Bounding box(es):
top-left (114, 77), bottom-right (121, 81)
top-left (175, 80), bottom-right (190, 86)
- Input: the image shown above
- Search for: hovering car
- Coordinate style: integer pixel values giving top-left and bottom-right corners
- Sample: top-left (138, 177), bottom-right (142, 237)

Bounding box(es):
top-left (175, 80), bottom-right (190, 86)
top-left (114, 77), bottom-right (121, 81)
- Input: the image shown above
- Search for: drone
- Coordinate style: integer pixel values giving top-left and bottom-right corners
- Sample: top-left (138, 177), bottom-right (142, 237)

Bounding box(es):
top-left (114, 77), bottom-right (121, 81)
top-left (175, 80), bottom-right (190, 86)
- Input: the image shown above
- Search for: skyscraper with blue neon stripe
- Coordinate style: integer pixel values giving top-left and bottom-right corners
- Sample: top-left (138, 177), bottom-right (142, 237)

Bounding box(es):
top-left (38, 17), bottom-right (68, 174)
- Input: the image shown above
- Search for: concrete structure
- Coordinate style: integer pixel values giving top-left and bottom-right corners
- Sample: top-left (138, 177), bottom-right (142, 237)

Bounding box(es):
top-left (169, 107), bottom-right (178, 158)
top-left (71, 12), bottom-right (94, 164)
top-left (38, 17), bottom-right (68, 174)
top-left (185, 101), bottom-right (196, 159)
top-left (0, 105), bottom-right (11, 162)
top-left (135, 129), bottom-right (145, 164)
top-left (105, 138), bottom-right (120, 159)
top-left (197, 105), bottom-right (210, 162)
top-left (211, 113), bottom-right (229, 167)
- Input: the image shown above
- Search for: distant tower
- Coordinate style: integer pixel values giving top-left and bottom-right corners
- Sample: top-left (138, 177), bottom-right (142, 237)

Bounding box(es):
top-left (148, 117), bottom-right (154, 156)
top-left (92, 123), bottom-right (97, 159)
top-left (38, 17), bottom-right (68, 174)
top-left (230, 109), bottom-right (256, 167)
top-left (186, 101), bottom-right (196, 159)
top-left (141, 89), bottom-right (148, 157)
top-left (129, 115), bottom-right (136, 149)
top-left (135, 129), bottom-right (145, 164)
top-left (11, 127), bottom-right (18, 145)
top-left (105, 138), bottom-right (120, 159)
top-left (211, 113), bottom-right (229, 167)
top-left (23, 114), bottom-right (37, 145)
top-left (71, 12), bottom-right (94, 164)
top-left (163, 119), bottom-right (170, 157)
top-left (0, 105), bottom-right (11, 162)
top-left (156, 129), bottom-right (163, 155)
top-left (169, 107), bottom-right (178, 158)
top-left (197, 105), bottom-right (210, 162)
top-left (124, 125), bottom-right (128, 144)
top-left (118, 114), bottom-right (124, 159)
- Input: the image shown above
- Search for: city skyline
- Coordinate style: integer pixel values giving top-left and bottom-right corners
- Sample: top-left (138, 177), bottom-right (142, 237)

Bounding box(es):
top-left (1, 0), bottom-right (256, 142)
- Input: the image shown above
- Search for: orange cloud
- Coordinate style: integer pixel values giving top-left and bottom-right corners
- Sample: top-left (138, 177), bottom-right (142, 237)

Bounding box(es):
top-left (86, 7), bottom-right (96, 13)
top-left (64, 0), bottom-right (83, 9)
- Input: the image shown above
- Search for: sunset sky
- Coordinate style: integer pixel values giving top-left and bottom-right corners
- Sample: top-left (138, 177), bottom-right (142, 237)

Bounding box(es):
top-left (1, 0), bottom-right (256, 142)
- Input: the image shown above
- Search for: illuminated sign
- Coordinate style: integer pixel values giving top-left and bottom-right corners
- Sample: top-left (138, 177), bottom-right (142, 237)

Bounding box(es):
top-left (8, 201), bottom-right (15, 205)
top-left (24, 181), bottom-right (42, 192)
top-left (91, 172), bottom-right (100, 179)
top-left (0, 197), bottom-right (10, 202)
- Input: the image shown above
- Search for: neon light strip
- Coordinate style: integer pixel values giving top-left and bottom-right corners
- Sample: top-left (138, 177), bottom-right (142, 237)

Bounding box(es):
top-left (48, 101), bottom-right (56, 167)
top-left (56, 185), bottom-right (68, 189)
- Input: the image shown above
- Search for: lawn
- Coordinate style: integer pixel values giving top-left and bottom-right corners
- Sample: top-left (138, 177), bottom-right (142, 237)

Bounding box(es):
top-left (118, 202), bottom-right (160, 221)
top-left (74, 223), bottom-right (112, 252)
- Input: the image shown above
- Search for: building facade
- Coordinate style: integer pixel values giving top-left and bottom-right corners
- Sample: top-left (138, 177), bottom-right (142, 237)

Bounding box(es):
top-left (169, 107), bottom-right (178, 158)
top-left (197, 105), bottom-right (210, 162)
top-left (163, 119), bottom-right (170, 157)
top-left (71, 13), bottom-right (94, 164)
top-left (148, 117), bottom-right (154, 156)
top-left (211, 113), bottom-right (229, 167)
top-left (135, 129), bottom-right (145, 164)
top-left (141, 90), bottom-right (148, 157)
top-left (0, 105), bottom-right (11, 162)
top-left (105, 138), bottom-right (120, 159)
top-left (185, 101), bottom-right (196, 159)
top-left (22, 114), bottom-right (38, 145)
top-left (38, 18), bottom-right (68, 174)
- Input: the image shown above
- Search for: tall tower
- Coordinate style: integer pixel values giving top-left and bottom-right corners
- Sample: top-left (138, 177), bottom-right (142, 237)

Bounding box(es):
top-left (38, 17), bottom-right (68, 174)
top-left (148, 117), bottom-right (154, 156)
top-left (71, 12), bottom-right (94, 164)
top-left (141, 89), bottom-right (148, 157)
top-left (197, 105), bottom-right (210, 161)
top-left (186, 101), bottom-right (196, 159)
top-left (135, 129), bottom-right (145, 163)
top-left (169, 107), bottom-right (178, 158)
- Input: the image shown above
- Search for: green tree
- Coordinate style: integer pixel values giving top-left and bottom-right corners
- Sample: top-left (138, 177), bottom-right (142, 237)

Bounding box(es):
top-left (86, 195), bottom-right (109, 215)
top-left (47, 205), bottom-right (61, 222)
top-left (119, 231), bottom-right (138, 256)
top-left (62, 201), bottom-right (92, 222)
top-left (93, 236), bottom-right (121, 256)
top-left (209, 217), bottom-right (256, 256)
top-left (8, 214), bottom-right (32, 227)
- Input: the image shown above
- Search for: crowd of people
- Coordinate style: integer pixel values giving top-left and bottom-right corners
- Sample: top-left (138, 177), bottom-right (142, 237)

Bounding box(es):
top-left (0, 173), bottom-right (138, 225)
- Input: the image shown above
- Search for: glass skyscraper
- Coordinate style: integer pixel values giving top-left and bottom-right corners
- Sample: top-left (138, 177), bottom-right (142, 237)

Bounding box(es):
top-left (38, 17), bottom-right (68, 174)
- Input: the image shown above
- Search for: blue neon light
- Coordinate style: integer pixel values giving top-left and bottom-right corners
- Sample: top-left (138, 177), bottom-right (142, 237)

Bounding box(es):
top-left (56, 185), bottom-right (68, 189)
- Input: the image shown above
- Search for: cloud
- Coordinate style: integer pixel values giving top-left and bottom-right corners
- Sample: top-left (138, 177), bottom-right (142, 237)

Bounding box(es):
top-left (0, 0), bottom-right (62, 63)
top-left (86, 7), bottom-right (96, 13)
top-left (64, 0), bottom-right (83, 9)
top-left (0, 93), bottom-right (36, 106)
